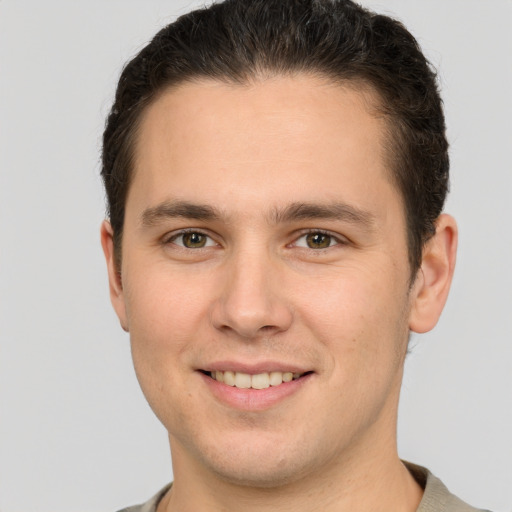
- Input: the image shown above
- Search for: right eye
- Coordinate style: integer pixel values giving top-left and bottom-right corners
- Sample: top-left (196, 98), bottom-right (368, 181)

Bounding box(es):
top-left (168, 231), bottom-right (217, 249)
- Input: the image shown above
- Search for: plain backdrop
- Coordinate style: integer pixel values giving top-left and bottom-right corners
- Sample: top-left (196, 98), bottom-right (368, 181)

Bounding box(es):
top-left (0, 1), bottom-right (511, 511)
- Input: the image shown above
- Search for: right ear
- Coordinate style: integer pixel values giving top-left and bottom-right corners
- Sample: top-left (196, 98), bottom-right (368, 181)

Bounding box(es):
top-left (100, 220), bottom-right (129, 332)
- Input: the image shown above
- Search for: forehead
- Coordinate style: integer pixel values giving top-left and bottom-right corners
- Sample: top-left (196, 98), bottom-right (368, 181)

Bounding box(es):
top-left (130, 75), bottom-right (400, 221)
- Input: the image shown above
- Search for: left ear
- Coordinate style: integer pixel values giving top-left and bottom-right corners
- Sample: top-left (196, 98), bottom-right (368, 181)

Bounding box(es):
top-left (409, 214), bottom-right (458, 333)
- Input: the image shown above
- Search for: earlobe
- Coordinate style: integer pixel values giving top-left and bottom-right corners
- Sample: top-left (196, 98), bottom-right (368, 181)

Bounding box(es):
top-left (409, 214), bottom-right (458, 333)
top-left (100, 220), bottom-right (129, 332)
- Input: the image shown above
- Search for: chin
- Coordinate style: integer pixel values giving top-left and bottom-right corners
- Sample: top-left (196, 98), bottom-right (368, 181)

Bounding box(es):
top-left (208, 458), bottom-right (308, 489)
top-left (191, 434), bottom-right (322, 489)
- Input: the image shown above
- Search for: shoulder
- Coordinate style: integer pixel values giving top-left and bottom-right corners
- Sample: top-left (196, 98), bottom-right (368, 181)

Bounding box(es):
top-left (404, 462), bottom-right (492, 512)
top-left (115, 484), bottom-right (172, 512)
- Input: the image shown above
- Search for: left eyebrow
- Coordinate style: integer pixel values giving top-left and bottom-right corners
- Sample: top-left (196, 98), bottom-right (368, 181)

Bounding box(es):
top-left (268, 202), bottom-right (376, 229)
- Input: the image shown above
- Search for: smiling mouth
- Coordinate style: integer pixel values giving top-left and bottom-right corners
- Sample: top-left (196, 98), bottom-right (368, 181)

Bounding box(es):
top-left (203, 370), bottom-right (311, 390)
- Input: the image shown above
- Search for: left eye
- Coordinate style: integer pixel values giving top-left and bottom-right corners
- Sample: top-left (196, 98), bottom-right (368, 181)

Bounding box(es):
top-left (171, 232), bottom-right (216, 248)
top-left (294, 232), bottom-right (339, 249)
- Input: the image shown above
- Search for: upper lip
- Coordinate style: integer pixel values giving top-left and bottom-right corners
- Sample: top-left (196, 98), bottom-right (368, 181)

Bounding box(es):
top-left (199, 361), bottom-right (312, 374)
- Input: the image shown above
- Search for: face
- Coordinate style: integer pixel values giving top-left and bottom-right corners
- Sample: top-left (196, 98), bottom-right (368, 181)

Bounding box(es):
top-left (103, 75), bottom-right (445, 487)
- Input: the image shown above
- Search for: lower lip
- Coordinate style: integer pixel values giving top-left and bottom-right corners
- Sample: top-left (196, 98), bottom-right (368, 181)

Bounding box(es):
top-left (199, 372), bottom-right (312, 411)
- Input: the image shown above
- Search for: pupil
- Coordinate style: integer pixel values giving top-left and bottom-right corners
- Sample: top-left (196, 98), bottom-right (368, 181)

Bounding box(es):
top-left (184, 233), bottom-right (206, 248)
top-left (307, 233), bottom-right (330, 248)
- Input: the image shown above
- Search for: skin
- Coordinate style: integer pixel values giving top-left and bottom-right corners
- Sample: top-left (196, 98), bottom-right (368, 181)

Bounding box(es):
top-left (102, 75), bottom-right (457, 511)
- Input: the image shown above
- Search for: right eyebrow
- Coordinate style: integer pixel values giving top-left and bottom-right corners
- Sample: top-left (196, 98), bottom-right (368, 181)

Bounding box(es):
top-left (140, 200), bottom-right (222, 227)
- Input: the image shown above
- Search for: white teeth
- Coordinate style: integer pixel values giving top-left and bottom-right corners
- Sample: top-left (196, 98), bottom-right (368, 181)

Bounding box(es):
top-left (251, 373), bottom-right (270, 389)
top-left (234, 372), bottom-right (251, 389)
top-left (223, 371), bottom-right (235, 386)
top-left (269, 371), bottom-right (283, 386)
top-left (210, 370), bottom-right (305, 389)
top-left (282, 372), bottom-right (293, 383)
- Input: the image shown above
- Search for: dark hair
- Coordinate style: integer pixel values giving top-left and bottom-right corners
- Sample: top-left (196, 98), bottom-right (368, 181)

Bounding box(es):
top-left (101, 0), bottom-right (449, 274)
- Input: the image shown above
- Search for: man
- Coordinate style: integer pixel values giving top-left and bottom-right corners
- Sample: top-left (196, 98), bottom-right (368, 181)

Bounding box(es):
top-left (100, 1), bottom-right (488, 511)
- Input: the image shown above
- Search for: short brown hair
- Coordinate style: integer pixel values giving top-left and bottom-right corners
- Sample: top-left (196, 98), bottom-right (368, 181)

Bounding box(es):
top-left (102, 0), bottom-right (449, 274)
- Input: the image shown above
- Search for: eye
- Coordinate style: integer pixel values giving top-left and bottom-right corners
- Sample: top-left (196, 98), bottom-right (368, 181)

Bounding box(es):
top-left (169, 231), bottom-right (216, 249)
top-left (294, 231), bottom-right (341, 249)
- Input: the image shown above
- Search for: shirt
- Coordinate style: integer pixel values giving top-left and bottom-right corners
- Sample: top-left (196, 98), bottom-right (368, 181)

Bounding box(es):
top-left (116, 462), bottom-right (491, 512)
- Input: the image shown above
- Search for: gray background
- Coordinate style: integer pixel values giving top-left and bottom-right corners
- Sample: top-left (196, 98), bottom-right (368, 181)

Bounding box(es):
top-left (0, 1), bottom-right (510, 511)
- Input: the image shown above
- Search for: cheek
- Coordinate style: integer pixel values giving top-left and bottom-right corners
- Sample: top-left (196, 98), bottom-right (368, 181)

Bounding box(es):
top-left (123, 270), bottom-right (205, 425)
top-left (296, 264), bottom-right (410, 368)
top-left (124, 264), bottom-right (211, 342)
top-left (122, 268), bottom-right (212, 399)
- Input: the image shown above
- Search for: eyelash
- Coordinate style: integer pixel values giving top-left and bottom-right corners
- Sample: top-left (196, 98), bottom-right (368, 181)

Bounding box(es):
top-left (163, 229), bottom-right (218, 249)
top-left (162, 228), bottom-right (347, 250)
top-left (292, 229), bottom-right (346, 250)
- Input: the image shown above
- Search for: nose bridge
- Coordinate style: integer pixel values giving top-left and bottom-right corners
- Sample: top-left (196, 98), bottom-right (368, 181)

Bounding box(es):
top-left (212, 241), bottom-right (292, 338)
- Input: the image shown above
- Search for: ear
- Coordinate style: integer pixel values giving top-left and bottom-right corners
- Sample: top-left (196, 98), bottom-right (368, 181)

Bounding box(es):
top-left (409, 214), bottom-right (458, 333)
top-left (100, 220), bottom-right (129, 332)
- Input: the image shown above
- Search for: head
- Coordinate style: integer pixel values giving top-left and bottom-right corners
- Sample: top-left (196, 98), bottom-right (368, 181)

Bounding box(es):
top-left (102, 0), bottom-right (449, 277)
top-left (100, 0), bottom-right (457, 494)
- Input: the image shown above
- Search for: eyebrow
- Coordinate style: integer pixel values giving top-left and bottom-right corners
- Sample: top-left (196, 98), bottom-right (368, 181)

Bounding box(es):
top-left (141, 200), bottom-right (222, 226)
top-left (140, 199), bottom-right (375, 229)
top-left (269, 202), bottom-right (376, 228)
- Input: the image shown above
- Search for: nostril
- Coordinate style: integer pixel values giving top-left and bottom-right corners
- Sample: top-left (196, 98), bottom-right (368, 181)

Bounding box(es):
top-left (210, 286), bottom-right (294, 339)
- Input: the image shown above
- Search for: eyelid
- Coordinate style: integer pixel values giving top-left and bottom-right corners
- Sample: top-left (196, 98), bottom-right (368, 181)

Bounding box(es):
top-left (160, 227), bottom-right (348, 249)
top-left (291, 229), bottom-right (348, 249)
top-left (162, 228), bottom-right (219, 248)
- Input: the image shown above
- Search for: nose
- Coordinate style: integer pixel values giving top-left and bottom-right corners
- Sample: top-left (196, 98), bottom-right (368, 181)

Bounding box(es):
top-left (211, 249), bottom-right (293, 340)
